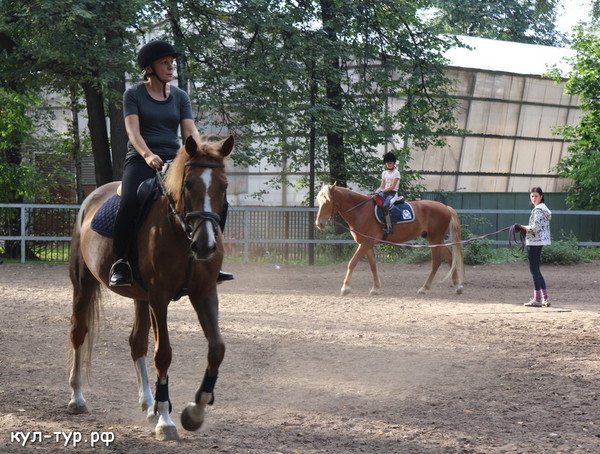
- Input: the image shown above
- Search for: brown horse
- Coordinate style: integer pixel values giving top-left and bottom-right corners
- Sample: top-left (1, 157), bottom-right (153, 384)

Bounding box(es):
top-left (67, 135), bottom-right (233, 441)
top-left (315, 183), bottom-right (465, 296)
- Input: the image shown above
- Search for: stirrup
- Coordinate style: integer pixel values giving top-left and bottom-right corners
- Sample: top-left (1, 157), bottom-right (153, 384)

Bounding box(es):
top-left (217, 270), bottom-right (234, 284)
top-left (109, 259), bottom-right (133, 287)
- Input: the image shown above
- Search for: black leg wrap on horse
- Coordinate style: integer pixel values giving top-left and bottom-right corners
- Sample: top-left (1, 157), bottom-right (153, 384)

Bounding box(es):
top-left (195, 369), bottom-right (218, 406)
top-left (154, 377), bottom-right (173, 414)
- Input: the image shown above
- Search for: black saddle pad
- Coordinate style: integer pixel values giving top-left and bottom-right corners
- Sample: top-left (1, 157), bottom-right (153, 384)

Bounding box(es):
top-left (374, 201), bottom-right (415, 225)
top-left (91, 194), bottom-right (120, 236)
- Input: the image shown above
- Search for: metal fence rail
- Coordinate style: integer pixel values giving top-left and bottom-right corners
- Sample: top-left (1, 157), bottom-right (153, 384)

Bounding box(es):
top-left (1, 203), bottom-right (599, 264)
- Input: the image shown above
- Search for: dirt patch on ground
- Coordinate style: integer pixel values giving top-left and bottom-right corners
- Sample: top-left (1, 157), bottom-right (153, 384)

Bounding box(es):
top-left (1, 260), bottom-right (600, 453)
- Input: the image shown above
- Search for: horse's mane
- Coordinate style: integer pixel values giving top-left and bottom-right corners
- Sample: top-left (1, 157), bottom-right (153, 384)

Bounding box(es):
top-left (320, 184), bottom-right (369, 200)
top-left (336, 185), bottom-right (369, 198)
top-left (163, 137), bottom-right (225, 197)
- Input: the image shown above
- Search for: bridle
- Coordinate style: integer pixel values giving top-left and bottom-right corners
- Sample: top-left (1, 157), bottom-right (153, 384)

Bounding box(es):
top-left (328, 186), bottom-right (373, 216)
top-left (156, 160), bottom-right (225, 241)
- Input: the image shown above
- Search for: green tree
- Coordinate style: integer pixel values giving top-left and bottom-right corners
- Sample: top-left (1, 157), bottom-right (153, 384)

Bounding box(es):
top-left (3, 0), bottom-right (463, 203)
top-left (0, 0), bottom-right (139, 188)
top-left (161, 0), bottom-right (459, 199)
top-left (428, 0), bottom-right (563, 45)
top-left (547, 23), bottom-right (600, 209)
top-left (0, 89), bottom-right (43, 202)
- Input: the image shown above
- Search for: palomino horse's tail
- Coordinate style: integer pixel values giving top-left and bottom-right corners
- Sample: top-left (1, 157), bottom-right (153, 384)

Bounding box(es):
top-left (443, 206), bottom-right (466, 287)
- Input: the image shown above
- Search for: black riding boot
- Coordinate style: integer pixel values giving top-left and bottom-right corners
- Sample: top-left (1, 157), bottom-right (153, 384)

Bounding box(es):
top-left (217, 196), bottom-right (233, 284)
top-left (109, 208), bottom-right (133, 287)
top-left (384, 211), bottom-right (393, 234)
top-left (217, 199), bottom-right (234, 284)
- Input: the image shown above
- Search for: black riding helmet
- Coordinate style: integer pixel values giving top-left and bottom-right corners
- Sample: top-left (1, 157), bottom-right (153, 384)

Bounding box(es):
top-left (137, 40), bottom-right (181, 70)
top-left (137, 40), bottom-right (181, 99)
top-left (383, 152), bottom-right (397, 163)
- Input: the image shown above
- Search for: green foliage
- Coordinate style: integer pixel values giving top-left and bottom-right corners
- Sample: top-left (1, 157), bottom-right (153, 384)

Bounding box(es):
top-left (427, 0), bottom-right (564, 45)
top-left (0, 89), bottom-right (43, 201)
top-left (463, 237), bottom-right (495, 265)
top-left (1, 0), bottom-right (139, 92)
top-left (546, 23), bottom-right (600, 209)
top-left (580, 247), bottom-right (600, 261)
top-left (378, 238), bottom-right (432, 264)
top-left (541, 233), bottom-right (582, 265)
top-left (169, 0), bottom-right (462, 194)
top-left (315, 231), bottom-right (356, 264)
top-left (0, 87), bottom-right (79, 202)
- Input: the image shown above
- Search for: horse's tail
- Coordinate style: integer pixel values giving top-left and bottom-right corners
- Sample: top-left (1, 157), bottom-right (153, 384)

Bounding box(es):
top-left (67, 208), bottom-right (103, 382)
top-left (444, 206), bottom-right (466, 286)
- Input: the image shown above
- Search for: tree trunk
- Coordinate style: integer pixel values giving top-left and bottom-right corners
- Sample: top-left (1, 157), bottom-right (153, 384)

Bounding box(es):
top-left (81, 81), bottom-right (113, 186)
top-left (320, 0), bottom-right (347, 188)
top-left (69, 88), bottom-right (84, 203)
top-left (320, 0), bottom-right (348, 245)
top-left (108, 75), bottom-right (128, 180)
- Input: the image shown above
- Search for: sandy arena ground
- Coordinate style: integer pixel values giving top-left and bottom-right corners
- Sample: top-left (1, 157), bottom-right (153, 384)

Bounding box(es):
top-left (1, 260), bottom-right (600, 453)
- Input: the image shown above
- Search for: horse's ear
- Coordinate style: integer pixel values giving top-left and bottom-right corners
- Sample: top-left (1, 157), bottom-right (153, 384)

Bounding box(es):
top-left (219, 135), bottom-right (234, 158)
top-left (332, 181), bottom-right (337, 189)
top-left (184, 136), bottom-right (198, 158)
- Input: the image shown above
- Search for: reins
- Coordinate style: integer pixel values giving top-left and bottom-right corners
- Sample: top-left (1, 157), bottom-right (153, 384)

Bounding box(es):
top-left (155, 168), bottom-right (189, 235)
top-left (507, 224), bottom-right (527, 257)
top-left (333, 219), bottom-right (514, 248)
top-left (334, 195), bottom-right (373, 214)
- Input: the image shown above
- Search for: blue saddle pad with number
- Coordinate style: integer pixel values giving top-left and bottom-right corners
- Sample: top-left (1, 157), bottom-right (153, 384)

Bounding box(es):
top-left (374, 201), bottom-right (415, 225)
top-left (91, 194), bottom-right (120, 236)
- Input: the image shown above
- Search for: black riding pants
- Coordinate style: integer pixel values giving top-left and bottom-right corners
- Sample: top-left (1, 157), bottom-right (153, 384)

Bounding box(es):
top-left (527, 245), bottom-right (546, 291)
top-left (113, 157), bottom-right (156, 261)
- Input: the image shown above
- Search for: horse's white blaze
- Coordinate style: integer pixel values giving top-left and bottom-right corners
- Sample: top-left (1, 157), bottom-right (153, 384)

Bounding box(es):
top-left (200, 169), bottom-right (217, 250)
top-left (201, 169), bottom-right (213, 212)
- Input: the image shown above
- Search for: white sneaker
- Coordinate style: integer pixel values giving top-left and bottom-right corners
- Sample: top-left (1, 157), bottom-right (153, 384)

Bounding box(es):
top-left (524, 299), bottom-right (542, 307)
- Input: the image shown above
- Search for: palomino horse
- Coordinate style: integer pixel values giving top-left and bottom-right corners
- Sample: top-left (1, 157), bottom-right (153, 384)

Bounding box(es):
top-left (67, 135), bottom-right (233, 440)
top-left (316, 183), bottom-right (465, 296)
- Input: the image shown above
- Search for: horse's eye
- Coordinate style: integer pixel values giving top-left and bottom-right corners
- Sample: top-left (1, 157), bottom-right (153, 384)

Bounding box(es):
top-left (184, 179), bottom-right (193, 190)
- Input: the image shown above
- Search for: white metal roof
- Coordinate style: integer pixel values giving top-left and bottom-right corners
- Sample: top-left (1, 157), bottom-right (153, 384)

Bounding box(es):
top-left (445, 35), bottom-right (575, 76)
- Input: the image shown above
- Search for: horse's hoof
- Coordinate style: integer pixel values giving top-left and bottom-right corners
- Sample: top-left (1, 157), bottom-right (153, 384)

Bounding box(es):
top-left (146, 409), bottom-right (158, 424)
top-left (341, 286), bottom-right (351, 296)
top-left (417, 287), bottom-right (426, 294)
top-left (369, 288), bottom-right (380, 296)
top-left (155, 424), bottom-right (179, 441)
top-left (67, 401), bottom-right (89, 414)
top-left (455, 285), bottom-right (464, 295)
top-left (181, 403), bottom-right (205, 431)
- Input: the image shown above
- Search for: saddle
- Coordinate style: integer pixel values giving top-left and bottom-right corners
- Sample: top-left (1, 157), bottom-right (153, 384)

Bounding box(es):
top-left (90, 176), bottom-right (159, 236)
top-left (373, 194), bottom-right (415, 225)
